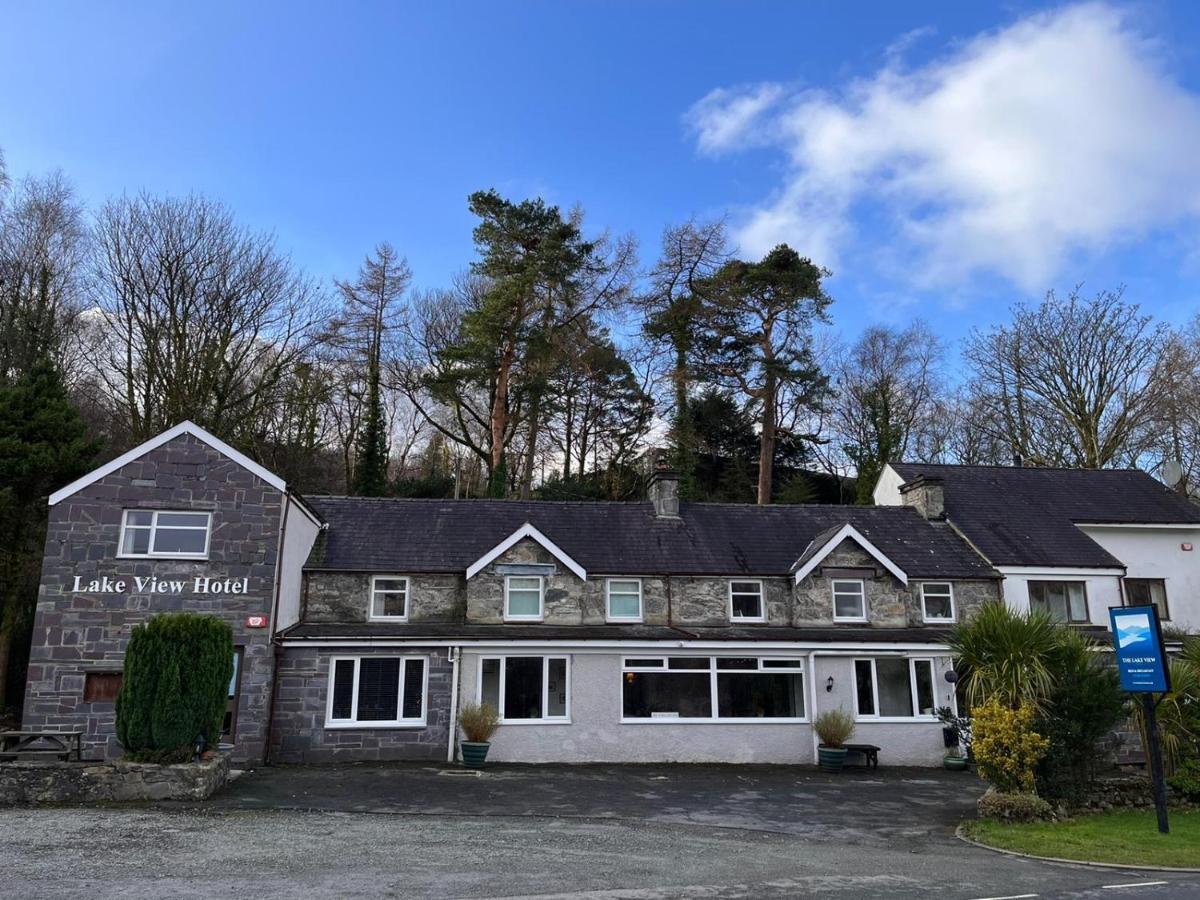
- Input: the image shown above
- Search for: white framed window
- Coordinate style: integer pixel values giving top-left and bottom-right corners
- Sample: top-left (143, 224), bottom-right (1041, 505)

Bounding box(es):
top-left (479, 656), bottom-right (569, 723)
top-left (1028, 580), bottom-right (1089, 624)
top-left (369, 576), bottom-right (409, 621)
top-left (621, 656), bottom-right (805, 723)
top-left (118, 510), bottom-right (212, 559)
top-left (326, 655), bottom-right (427, 728)
top-left (920, 582), bottom-right (955, 623)
top-left (853, 657), bottom-right (936, 720)
top-left (504, 575), bottom-right (544, 621)
top-left (832, 579), bottom-right (866, 621)
top-left (729, 580), bottom-right (765, 622)
top-left (606, 578), bottom-right (643, 622)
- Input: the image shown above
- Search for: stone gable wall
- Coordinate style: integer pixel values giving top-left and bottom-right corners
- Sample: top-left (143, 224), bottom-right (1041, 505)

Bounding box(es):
top-left (23, 433), bottom-right (283, 764)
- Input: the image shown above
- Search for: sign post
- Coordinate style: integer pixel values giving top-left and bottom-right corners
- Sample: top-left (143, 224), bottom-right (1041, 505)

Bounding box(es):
top-left (1109, 605), bottom-right (1172, 835)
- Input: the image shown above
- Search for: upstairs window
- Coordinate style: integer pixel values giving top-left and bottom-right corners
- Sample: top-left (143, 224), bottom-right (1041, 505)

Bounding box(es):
top-left (505, 576), bottom-right (544, 621)
top-left (119, 510), bottom-right (211, 559)
top-left (1029, 580), bottom-right (1089, 624)
top-left (326, 655), bottom-right (427, 727)
top-left (729, 581), bottom-right (765, 622)
top-left (920, 583), bottom-right (955, 623)
top-left (832, 579), bottom-right (866, 621)
top-left (606, 579), bottom-right (643, 621)
top-left (370, 577), bottom-right (409, 621)
top-left (1124, 578), bottom-right (1169, 622)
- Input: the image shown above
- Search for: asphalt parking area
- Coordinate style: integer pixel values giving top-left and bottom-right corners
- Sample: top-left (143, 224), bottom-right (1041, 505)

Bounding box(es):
top-left (3, 765), bottom-right (1198, 898)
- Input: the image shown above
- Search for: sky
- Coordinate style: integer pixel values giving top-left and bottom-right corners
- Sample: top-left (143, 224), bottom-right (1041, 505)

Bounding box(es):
top-left (4, 1), bottom-right (1200, 349)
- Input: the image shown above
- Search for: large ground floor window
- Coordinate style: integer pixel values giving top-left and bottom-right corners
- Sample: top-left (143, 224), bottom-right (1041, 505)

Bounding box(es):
top-left (622, 656), bottom-right (805, 722)
top-left (854, 657), bottom-right (936, 720)
top-left (480, 656), bottom-right (569, 722)
top-left (326, 655), bottom-right (427, 727)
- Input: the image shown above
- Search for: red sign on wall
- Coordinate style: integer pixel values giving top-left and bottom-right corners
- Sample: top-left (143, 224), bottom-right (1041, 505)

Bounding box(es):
top-left (245, 615), bottom-right (268, 629)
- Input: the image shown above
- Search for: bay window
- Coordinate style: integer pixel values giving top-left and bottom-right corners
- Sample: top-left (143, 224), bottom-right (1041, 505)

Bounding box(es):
top-left (621, 656), bottom-right (805, 722)
top-left (854, 658), bottom-right (936, 719)
top-left (479, 656), bottom-right (569, 722)
top-left (326, 655), bottom-right (427, 727)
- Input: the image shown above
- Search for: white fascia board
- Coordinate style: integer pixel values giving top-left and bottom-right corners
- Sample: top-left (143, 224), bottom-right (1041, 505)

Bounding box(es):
top-left (1075, 522), bottom-right (1200, 531)
top-left (792, 522), bottom-right (908, 586)
top-left (279, 638), bottom-right (948, 653)
top-left (49, 420), bottom-right (287, 505)
top-left (996, 565), bottom-right (1125, 576)
top-left (465, 522), bottom-right (587, 581)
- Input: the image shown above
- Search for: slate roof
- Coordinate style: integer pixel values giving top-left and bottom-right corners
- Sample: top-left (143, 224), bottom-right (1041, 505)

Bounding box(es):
top-left (303, 497), bottom-right (997, 579)
top-left (280, 621), bottom-right (958, 644)
top-left (892, 463), bottom-right (1200, 568)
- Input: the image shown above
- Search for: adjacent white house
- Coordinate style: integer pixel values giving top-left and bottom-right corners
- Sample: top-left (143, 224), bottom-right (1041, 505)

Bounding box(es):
top-left (873, 463), bottom-right (1200, 631)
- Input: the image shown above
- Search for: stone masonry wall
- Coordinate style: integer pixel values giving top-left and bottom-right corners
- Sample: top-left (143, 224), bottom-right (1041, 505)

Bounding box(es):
top-left (0, 754), bottom-right (230, 805)
top-left (23, 434), bottom-right (283, 764)
top-left (303, 572), bottom-right (463, 623)
top-left (268, 646), bottom-right (453, 763)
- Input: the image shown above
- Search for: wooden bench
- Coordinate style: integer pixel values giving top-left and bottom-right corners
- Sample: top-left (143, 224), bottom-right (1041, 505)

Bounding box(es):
top-left (0, 730), bottom-right (84, 762)
top-left (843, 743), bottom-right (881, 768)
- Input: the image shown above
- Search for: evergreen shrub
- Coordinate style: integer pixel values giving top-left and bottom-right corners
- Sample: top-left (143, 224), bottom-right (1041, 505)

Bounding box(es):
top-left (115, 613), bottom-right (234, 763)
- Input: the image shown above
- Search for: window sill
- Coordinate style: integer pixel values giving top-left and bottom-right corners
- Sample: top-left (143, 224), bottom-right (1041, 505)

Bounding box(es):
top-left (367, 616), bottom-right (409, 623)
top-left (833, 617), bottom-right (868, 624)
top-left (115, 553), bottom-right (210, 561)
top-left (730, 617), bottom-right (767, 624)
top-left (503, 617), bottom-right (545, 623)
top-left (922, 618), bottom-right (956, 625)
top-left (620, 717), bottom-right (808, 725)
top-left (497, 718), bottom-right (572, 726)
top-left (606, 617), bottom-right (644, 624)
top-left (324, 721), bottom-right (427, 730)
top-left (853, 716), bottom-right (939, 724)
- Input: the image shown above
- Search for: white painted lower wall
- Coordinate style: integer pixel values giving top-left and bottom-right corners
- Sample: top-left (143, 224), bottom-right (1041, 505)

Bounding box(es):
top-left (458, 651), bottom-right (954, 766)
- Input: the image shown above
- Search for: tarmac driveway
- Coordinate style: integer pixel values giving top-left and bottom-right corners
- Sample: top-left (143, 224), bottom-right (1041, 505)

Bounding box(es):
top-left (205, 762), bottom-right (984, 847)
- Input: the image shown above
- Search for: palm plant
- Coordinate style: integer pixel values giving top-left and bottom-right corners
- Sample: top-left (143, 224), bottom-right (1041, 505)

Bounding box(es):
top-left (1131, 645), bottom-right (1200, 776)
top-left (947, 602), bottom-right (1071, 712)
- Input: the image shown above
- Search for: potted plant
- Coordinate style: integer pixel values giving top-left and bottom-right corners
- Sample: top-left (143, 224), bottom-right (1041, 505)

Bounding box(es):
top-left (943, 747), bottom-right (969, 771)
top-left (813, 708), bottom-right (855, 772)
top-left (458, 702), bottom-right (500, 768)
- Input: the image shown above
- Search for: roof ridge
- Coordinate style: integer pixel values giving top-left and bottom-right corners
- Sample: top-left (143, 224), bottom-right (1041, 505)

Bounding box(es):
top-left (895, 462), bottom-right (1145, 474)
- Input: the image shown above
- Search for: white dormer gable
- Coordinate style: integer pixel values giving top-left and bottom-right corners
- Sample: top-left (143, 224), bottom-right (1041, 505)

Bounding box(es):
top-left (791, 522), bottom-right (908, 586)
top-left (465, 522), bottom-right (587, 581)
top-left (48, 420), bottom-right (287, 506)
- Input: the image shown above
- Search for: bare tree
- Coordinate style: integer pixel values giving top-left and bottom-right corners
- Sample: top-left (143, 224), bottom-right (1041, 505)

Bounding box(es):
top-left (963, 288), bottom-right (1169, 468)
top-left (89, 193), bottom-right (328, 443)
top-left (1142, 319), bottom-right (1200, 493)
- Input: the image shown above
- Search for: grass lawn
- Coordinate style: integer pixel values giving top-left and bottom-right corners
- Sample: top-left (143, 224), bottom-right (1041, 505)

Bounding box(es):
top-left (965, 810), bottom-right (1200, 868)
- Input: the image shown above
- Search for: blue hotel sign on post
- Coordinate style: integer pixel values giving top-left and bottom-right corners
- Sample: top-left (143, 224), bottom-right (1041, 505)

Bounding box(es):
top-left (1109, 605), bottom-right (1171, 693)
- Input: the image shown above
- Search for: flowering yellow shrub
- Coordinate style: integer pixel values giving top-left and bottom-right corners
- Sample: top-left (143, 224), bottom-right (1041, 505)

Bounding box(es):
top-left (971, 701), bottom-right (1050, 793)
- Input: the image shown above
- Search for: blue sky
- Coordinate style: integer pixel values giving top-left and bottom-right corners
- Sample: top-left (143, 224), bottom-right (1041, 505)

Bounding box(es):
top-left (4, 1), bottom-right (1200, 350)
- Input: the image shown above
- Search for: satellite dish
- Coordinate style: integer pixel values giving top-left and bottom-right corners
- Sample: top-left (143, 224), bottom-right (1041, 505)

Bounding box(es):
top-left (1163, 460), bottom-right (1184, 488)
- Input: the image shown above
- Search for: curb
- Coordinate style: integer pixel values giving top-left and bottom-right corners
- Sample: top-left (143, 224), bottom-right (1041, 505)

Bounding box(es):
top-left (954, 823), bottom-right (1200, 874)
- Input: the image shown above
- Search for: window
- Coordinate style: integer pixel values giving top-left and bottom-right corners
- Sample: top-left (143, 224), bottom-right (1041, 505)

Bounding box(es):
top-left (223, 647), bottom-right (244, 740)
top-left (621, 657), bottom-right (805, 722)
top-left (1028, 580), bottom-right (1089, 623)
top-left (370, 576), bottom-right (409, 620)
top-left (729, 580), bottom-right (765, 621)
top-left (1124, 578), bottom-right (1169, 622)
top-left (920, 583), bottom-right (955, 622)
top-left (84, 672), bottom-right (123, 703)
top-left (832, 579), bottom-right (866, 621)
top-left (606, 579), bottom-right (643, 621)
top-left (326, 656), bottom-right (427, 727)
top-left (854, 658), bottom-right (936, 719)
top-left (505, 576), bottom-right (544, 621)
top-left (479, 656), bottom-right (569, 722)
top-left (119, 510), bottom-right (211, 558)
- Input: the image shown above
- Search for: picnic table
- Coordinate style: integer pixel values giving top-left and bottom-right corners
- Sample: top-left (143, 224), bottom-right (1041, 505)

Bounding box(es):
top-left (0, 729), bottom-right (84, 761)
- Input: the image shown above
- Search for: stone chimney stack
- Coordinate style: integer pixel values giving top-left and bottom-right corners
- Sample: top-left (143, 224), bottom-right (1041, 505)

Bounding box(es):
top-left (899, 474), bottom-right (945, 520)
top-left (646, 458), bottom-right (680, 518)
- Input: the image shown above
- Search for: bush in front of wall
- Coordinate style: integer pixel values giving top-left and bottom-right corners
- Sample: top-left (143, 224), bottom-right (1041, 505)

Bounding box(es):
top-left (972, 701), bottom-right (1049, 794)
top-left (976, 787), bottom-right (1054, 823)
top-left (813, 708), bottom-right (855, 748)
top-left (459, 702), bottom-right (500, 744)
top-left (1168, 759), bottom-right (1200, 801)
top-left (116, 613), bottom-right (234, 764)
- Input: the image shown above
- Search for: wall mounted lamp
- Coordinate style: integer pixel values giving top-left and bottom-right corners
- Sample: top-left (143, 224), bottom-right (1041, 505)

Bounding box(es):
top-left (825, 675), bottom-right (835, 693)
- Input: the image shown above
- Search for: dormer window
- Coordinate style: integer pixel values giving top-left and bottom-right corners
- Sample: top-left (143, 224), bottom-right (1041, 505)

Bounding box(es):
top-left (118, 510), bottom-right (211, 559)
top-left (729, 581), bottom-right (765, 622)
top-left (832, 579), bottom-right (867, 621)
top-left (505, 575), bottom-right (544, 621)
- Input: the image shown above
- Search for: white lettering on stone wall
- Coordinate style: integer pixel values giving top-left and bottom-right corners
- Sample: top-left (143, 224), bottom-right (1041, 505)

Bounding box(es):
top-left (69, 575), bottom-right (250, 595)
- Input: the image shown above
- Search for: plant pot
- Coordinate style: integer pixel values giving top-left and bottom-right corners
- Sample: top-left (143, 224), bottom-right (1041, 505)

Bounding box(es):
top-left (818, 745), bottom-right (848, 773)
top-left (943, 754), bottom-right (969, 771)
top-left (460, 741), bottom-right (491, 768)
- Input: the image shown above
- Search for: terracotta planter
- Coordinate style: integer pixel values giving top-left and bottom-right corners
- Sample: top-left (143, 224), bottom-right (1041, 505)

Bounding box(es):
top-left (818, 745), bottom-right (848, 772)
top-left (460, 741), bottom-right (491, 768)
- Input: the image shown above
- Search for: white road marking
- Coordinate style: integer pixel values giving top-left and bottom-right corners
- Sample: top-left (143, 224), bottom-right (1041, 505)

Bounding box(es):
top-left (969, 894), bottom-right (1038, 900)
top-left (1099, 888), bottom-right (1166, 897)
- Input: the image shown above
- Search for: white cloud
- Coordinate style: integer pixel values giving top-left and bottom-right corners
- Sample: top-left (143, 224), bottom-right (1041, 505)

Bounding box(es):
top-left (688, 3), bottom-right (1200, 288)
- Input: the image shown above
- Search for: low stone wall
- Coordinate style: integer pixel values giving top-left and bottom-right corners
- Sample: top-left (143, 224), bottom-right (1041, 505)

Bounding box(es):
top-left (0, 754), bottom-right (230, 805)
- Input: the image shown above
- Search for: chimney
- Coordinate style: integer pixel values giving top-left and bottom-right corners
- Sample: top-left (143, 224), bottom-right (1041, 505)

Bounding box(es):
top-left (647, 458), bottom-right (680, 518)
top-left (899, 474), bottom-right (945, 520)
